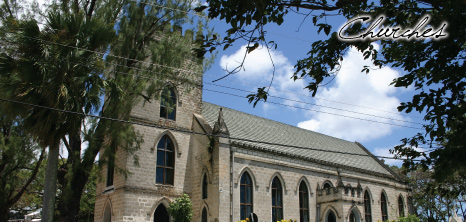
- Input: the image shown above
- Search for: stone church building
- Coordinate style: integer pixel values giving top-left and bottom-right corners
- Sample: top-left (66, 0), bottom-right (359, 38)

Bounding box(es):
top-left (94, 43), bottom-right (411, 222)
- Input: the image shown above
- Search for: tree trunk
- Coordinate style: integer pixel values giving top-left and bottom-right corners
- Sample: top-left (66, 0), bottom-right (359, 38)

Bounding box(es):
top-left (57, 175), bottom-right (88, 222)
top-left (57, 132), bottom-right (89, 222)
top-left (42, 139), bottom-right (60, 222)
top-left (0, 206), bottom-right (9, 222)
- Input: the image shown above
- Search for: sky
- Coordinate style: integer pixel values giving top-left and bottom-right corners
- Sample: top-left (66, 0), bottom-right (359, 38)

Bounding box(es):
top-left (201, 12), bottom-right (429, 166)
top-left (22, 0), bottom-right (429, 166)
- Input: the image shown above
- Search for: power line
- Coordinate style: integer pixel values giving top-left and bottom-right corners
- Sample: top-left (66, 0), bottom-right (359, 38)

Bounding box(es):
top-left (5, 33), bottom-right (426, 129)
top-left (58, 57), bottom-right (425, 128)
top-left (0, 97), bottom-right (426, 162)
top-left (118, 2), bottom-right (423, 120)
top-left (205, 82), bottom-right (424, 125)
top-left (6, 29), bottom-right (420, 121)
top-left (204, 74), bottom-right (424, 120)
top-left (15, 34), bottom-right (199, 76)
top-left (203, 88), bottom-right (424, 130)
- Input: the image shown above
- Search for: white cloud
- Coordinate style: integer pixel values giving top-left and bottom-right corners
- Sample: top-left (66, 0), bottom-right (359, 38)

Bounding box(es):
top-left (220, 44), bottom-right (408, 143)
top-left (297, 46), bottom-right (408, 142)
top-left (220, 45), bottom-right (289, 82)
top-left (219, 45), bottom-right (308, 105)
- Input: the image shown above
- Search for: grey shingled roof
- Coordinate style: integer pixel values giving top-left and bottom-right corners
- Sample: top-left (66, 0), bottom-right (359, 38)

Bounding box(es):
top-left (202, 102), bottom-right (394, 177)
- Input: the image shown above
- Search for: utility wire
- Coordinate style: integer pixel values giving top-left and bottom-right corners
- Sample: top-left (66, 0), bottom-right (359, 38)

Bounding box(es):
top-left (204, 74), bottom-right (424, 120)
top-left (206, 82), bottom-right (424, 125)
top-left (0, 97), bottom-right (426, 161)
top-left (5, 32), bottom-right (426, 128)
top-left (203, 88), bottom-right (424, 130)
top-left (114, 2), bottom-right (420, 120)
top-left (59, 57), bottom-right (424, 127)
top-left (57, 57), bottom-right (424, 126)
top-left (6, 30), bottom-right (419, 120)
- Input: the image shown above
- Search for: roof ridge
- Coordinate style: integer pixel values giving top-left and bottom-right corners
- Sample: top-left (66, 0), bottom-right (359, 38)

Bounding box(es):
top-left (202, 101), bottom-right (356, 145)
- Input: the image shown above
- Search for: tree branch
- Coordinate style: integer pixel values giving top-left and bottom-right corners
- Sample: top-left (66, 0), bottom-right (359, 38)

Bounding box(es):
top-left (7, 146), bottom-right (46, 208)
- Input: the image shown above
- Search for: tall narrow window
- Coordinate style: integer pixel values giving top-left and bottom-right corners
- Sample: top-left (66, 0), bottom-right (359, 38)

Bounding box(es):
top-left (271, 177), bottom-right (283, 222)
top-left (398, 195), bottom-right (405, 217)
top-left (349, 211), bottom-right (356, 222)
top-left (299, 181), bottom-right (309, 222)
top-left (364, 190), bottom-right (372, 222)
top-left (407, 197), bottom-right (414, 215)
top-left (160, 86), bottom-right (176, 120)
top-left (381, 192), bottom-right (389, 221)
top-left (202, 173), bottom-right (208, 199)
top-left (103, 203), bottom-right (111, 222)
top-left (156, 135), bottom-right (175, 185)
top-left (202, 207), bottom-right (208, 222)
top-left (106, 144), bottom-right (116, 187)
top-left (240, 172), bottom-right (253, 220)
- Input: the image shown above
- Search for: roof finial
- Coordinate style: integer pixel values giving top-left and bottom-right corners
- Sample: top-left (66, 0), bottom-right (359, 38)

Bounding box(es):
top-left (213, 108), bottom-right (229, 135)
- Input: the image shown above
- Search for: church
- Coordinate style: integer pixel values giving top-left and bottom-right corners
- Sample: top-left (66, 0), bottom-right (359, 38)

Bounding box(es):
top-left (93, 37), bottom-right (411, 222)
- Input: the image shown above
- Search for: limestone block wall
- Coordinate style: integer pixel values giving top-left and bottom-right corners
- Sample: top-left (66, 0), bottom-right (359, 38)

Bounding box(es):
top-left (230, 146), bottom-right (410, 222)
top-left (189, 118), bottom-right (216, 222)
top-left (94, 69), bottom-right (203, 221)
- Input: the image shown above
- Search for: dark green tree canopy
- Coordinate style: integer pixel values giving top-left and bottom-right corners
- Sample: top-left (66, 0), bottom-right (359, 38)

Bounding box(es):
top-left (196, 0), bottom-right (466, 183)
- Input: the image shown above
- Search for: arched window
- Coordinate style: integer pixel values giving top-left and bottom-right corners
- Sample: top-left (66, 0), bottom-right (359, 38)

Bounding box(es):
top-left (349, 208), bottom-right (361, 222)
top-left (160, 86), bottom-right (176, 120)
top-left (407, 196), bottom-right (414, 215)
top-left (398, 195), bottom-right (405, 217)
top-left (240, 172), bottom-right (253, 220)
top-left (299, 181), bottom-right (309, 222)
top-left (323, 181), bottom-right (332, 189)
top-left (364, 190), bottom-right (372, 222)
top-left (202, 207), bottom-right (208, 222)
top-left (103, 203), bottom-right (111, 222)
top-left (381, 192), bottom-right (388, 221)
top-left (349, 211), bottom-right (356, 222)
top-left (156, 135), bottom-right (175, 185)
top-left (202, 173), bottom-right (208, 199)
top-left (326, 210), bottom-right (336, 222)
top-left (154, 204), bottom-right (169, 222)
top-left (271, 177), bottom-right (283, 222)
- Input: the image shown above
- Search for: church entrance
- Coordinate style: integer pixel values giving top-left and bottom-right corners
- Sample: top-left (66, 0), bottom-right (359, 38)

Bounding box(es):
top-left (154, 204), bottom-right (169, 222)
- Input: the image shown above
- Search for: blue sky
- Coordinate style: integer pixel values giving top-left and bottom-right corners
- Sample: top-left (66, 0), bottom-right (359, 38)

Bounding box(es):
top-left (201, 12), bottom-right (428, 166)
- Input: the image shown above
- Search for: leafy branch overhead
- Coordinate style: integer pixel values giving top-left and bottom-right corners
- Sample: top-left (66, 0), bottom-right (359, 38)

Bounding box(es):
top-left (196, 0), bottom-right (466, 183)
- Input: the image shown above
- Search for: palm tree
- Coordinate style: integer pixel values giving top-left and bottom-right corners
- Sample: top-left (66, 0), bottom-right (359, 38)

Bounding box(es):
top-left (0, 12), bottom-right (114, 221)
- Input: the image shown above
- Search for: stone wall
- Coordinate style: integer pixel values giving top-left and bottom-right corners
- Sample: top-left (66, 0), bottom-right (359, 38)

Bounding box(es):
top-left (231, 147), bottom-right (410, 222)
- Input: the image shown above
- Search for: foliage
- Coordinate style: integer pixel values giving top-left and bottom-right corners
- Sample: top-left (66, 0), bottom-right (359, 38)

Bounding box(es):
top-left (394, 214), bottom-right (421, 222)
top-left (167, 193), bottom-right (193, 222)
top-left (0, 111), bottom-right (45, 221)
top-left (1, 0), bottom-right (211, 220)
top-left (196, 0), bottom-right (466, 184)
top-left (391, 165), bottom-right (466, 221)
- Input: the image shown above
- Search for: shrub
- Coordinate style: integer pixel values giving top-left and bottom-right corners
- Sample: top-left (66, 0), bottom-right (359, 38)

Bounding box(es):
top-left (167, 194), bottom-right (193, 222)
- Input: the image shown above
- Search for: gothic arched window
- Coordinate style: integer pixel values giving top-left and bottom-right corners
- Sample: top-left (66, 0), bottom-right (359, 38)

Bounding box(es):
top-left (398, 195), bottom-right (405, 217)
top-left (299, 181), bottom-right (309, 222)
top-left (202, 173), bottom-right (208, 199)
top-left (271, 177), bottom-right (283, 222)
top-left (364, 190), bottom-right (372, 222)
top-left (381, 192), bottom-right (389, 221)
top-left (160, 86), bottom-right (177, 120)
top-left (240, 172), bottom-right (253, 220)
top-left (156, 135), bottom-right (175, 185)
top-left (103, 203), bottom-right (111, 222)
top-left (202, 207), bottom-right (208, 222)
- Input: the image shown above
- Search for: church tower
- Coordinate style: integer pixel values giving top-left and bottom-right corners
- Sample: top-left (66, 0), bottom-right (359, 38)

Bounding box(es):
top-left (94, 28), bottom-right (208, 222)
